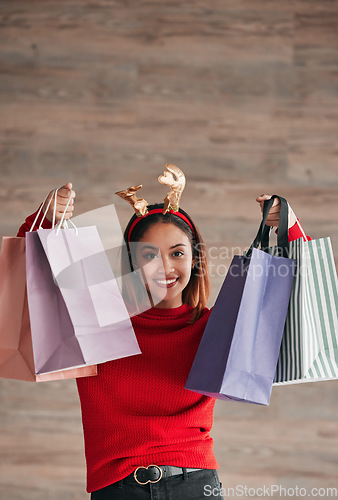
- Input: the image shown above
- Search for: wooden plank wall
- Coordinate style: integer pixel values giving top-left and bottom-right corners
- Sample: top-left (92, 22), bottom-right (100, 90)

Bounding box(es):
top-left (0, 1), bottom-right (337, 498)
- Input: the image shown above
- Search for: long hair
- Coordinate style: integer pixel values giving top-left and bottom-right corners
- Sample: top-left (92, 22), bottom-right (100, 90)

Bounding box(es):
top-left (121, 203), bottom-right (210, 323)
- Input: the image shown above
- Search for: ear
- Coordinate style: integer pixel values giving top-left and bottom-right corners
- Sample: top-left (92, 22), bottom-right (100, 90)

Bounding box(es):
top-left (191, 257), bottom-right (198, 269)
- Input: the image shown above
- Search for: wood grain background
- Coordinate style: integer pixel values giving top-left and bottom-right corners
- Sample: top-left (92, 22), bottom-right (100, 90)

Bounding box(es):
top-left (0, 1), bottom-right (337, 498)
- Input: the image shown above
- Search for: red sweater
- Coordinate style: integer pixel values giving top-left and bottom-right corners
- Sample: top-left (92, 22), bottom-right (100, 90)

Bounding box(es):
top-left (17, 209), bottom-right (309, 492)
top-left (77, 304), bottom-right (216, 492)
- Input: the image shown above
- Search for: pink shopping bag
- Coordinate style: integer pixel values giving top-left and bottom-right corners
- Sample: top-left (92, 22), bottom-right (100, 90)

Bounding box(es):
top-left (0, 236), bottom-right (97, 382)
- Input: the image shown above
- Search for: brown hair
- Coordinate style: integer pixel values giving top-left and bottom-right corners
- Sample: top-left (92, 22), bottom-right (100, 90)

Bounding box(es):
top-left (122, 203), bottom-right (210, 323)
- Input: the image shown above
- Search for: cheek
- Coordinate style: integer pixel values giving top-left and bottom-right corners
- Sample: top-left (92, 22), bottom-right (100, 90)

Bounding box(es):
top-left (180, 258), bottom-right (193, 279)
top-left (136, 258), bottom-right (165, 278)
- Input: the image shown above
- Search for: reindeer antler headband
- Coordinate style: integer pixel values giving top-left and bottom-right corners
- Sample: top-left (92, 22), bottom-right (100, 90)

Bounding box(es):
top-left (115, 164), bottom-right (195, 242)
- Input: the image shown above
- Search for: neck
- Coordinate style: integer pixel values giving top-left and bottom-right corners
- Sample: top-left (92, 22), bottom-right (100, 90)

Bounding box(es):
top-left (149, 294), bottom-right (183, 309)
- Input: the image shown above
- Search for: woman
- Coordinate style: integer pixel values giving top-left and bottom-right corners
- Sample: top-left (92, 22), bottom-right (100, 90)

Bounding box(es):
top-left (18, 168), bottom-right (304, 499)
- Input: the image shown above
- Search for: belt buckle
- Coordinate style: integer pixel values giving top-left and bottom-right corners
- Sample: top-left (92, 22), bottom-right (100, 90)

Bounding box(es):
top-left (134, 464), bottom-right (163, 485)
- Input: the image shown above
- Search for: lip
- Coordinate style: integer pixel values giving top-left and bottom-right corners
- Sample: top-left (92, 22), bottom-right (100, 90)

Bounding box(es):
top-left (153, 277), bottom-right (179, 288)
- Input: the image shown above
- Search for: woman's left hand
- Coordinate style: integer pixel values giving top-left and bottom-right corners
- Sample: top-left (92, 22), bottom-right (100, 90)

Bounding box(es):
top-left (256, 194), bottom-right (296, 228)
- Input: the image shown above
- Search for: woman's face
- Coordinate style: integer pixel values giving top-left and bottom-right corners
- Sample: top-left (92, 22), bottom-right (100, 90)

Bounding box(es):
top-left (134, 222), bottom-right (194, 309)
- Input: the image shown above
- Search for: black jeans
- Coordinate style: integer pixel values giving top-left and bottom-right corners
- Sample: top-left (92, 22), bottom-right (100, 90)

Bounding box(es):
top-left (91, 468), bottom-right (224, 499)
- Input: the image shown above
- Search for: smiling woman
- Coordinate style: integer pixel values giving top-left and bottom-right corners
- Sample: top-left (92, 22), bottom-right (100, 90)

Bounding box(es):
top-left (135, 222), bottom-right (194, 308)
top-left (124, 203), bottom-right (210, 319)
top-left (16, 166), bottom-right (301, 500)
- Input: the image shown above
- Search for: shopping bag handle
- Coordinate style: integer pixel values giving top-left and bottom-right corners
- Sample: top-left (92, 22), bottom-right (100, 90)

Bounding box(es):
top-left (55, 189), bottom-right (78, 235)
top-left (261, 200), bottom-right (309, 245)
top-left (29, 188), bottom-right (77, 234)
top-left (29, 191), bottom-right (55, 232)
top-left (287, 203), bottom-right (309, 242)
top-left (246, 195), bottom-right (289, 258)
top-left (38, 188), bottom-right (70, 230)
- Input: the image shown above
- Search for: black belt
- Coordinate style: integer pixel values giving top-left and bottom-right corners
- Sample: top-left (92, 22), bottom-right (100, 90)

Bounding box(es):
top-left (130, 465), bottom-right (203, 485)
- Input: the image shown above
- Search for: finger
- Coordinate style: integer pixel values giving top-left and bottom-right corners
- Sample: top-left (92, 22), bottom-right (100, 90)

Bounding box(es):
top-left (266, 204), bottom-right (280, 219)
top-left (54, 206), bottom-right (74, 217)
top-left (257, 196), bottom-right (280, 213)
top-left (58, 189), bottom-right (76, 199)
top-left (256, 194), bottom-right (272, 213)
top-left (55, 206), bottom-right (74, 216)
top-left (267, 199), bottom-right (281, 213)
top-left (256, 195), bottom-right (279, 207)
top-left (258, 199), bottom-right (276, 212)
top-left (57, 183), bottom-right (75, 199)
top-left (57, 190), bottom-right (75, 201)
top-left (54, 210), bottom-right (74, 221)
top-left (57, 212), bottom-right (73, 219)
top-left (56, 198), bottom-right (74, 208)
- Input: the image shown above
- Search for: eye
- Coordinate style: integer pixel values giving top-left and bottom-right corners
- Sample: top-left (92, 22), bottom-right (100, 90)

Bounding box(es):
top-left (142, 252), bottom-right (159, 260)
top-left (173, 250), bottom-right (184, 257)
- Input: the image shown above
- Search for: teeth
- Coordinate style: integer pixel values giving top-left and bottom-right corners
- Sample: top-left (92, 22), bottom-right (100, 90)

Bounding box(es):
top-left (155, 278), bottom-right (177, 285)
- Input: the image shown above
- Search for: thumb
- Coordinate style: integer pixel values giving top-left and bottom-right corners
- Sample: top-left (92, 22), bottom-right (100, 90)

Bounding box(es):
top-left (256, 194), bottom-right (272, 202)
top-left (64, 182), bottom-right (72, 190)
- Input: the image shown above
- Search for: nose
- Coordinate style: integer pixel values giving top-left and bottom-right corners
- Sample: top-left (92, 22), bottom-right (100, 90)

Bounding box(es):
top-left (157, 255), bottom-right (175, 275)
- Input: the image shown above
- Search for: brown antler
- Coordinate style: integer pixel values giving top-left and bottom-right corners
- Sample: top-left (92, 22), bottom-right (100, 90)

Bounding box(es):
top-left (158, 164), bottom-right (186, 214)
top-left (115, 184), bottom-right (149, 216)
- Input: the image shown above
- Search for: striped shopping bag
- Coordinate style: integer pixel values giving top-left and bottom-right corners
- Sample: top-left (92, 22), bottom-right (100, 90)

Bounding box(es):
top-left (272, 232), bottom-right (338, 385)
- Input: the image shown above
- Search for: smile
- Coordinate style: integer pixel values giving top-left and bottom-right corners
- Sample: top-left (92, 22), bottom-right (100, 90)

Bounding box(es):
top-left (153, 278), bottom-right (179, 288)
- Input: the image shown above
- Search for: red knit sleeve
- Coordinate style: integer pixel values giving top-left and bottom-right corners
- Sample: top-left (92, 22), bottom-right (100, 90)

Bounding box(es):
top-left (287, 220), bottom-right (311, 242)
top-left (17, 205), bottom-right (53, 237)
top-left (274, 219), bottom-right (311, 242)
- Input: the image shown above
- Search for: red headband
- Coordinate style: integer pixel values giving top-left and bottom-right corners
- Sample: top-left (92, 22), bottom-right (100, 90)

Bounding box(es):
top-left (127, 208), bottom-right (196, 243)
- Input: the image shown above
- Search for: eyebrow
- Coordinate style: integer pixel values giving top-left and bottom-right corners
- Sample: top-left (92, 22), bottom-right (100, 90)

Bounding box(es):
top-left (170, 243), bottom-right (187, 249)
top-left (140, 243), bottom-right (187, 250)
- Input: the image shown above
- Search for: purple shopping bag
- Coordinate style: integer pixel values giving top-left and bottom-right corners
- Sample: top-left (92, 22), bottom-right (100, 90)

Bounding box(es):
top-left (185, 196), bottom-right (296, 405)
top-left (26, 228), bottom-right (141, 374)
top-left (26, 231), bottom-right (86, 374)
top-left (185, 249), bottom-right (295, 405)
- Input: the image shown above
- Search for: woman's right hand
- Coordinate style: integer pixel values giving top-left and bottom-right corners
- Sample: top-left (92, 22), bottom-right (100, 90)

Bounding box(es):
top-left (42, 182), bottom-right (76, 223)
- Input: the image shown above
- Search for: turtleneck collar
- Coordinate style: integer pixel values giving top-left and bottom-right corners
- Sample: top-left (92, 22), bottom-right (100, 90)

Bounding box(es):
top-left (138, 303), bottom-right (192, 318)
